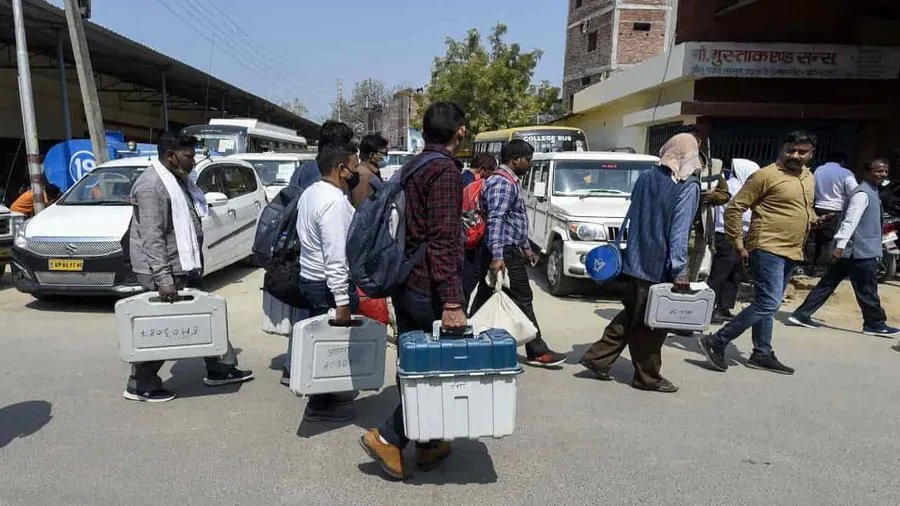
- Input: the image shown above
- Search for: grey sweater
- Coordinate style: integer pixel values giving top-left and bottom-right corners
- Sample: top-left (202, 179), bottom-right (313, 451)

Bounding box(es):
top-left (129, 167), bottom-right (204, 288)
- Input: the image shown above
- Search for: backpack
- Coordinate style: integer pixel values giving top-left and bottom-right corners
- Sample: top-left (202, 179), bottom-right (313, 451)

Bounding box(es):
top-left (253, 185), bottom-right (306, 307)
top-left (345, 152), bottom-right (448, 299)
top-left (461, 171), bottom-right (517, 249)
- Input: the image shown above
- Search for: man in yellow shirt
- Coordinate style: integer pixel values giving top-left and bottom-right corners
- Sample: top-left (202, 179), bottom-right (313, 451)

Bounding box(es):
top-left (699, 131), bottom-right (830, 375)
top-left (10, 177), bottom-right (61, 217)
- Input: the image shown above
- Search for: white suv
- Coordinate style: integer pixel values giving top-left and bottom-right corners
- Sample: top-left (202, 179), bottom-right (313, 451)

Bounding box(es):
top-left (12, 157), bottom-right (265, 298)
top-left (523, 151), bottom-right (660, 296)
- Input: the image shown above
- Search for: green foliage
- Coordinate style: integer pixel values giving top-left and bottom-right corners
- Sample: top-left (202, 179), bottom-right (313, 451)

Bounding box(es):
top-left (415, 24), bottom-right (560, 135)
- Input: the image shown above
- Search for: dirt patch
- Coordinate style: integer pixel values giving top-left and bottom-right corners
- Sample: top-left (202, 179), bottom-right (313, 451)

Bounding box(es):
top-left (783, 279), bottom-right (900, 329)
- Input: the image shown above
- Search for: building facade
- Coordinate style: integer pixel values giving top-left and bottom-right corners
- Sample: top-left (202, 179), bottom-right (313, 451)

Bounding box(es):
top-left (383, 88), bottom-right (423, 151)
top-left (563, 0), bottom-right (672, 112)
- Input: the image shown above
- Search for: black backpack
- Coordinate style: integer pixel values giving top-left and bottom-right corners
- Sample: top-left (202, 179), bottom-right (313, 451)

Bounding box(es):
top-left (345, 152), bottom-right (447, 298)
top-left (253, 185), bottom-right (305, 307)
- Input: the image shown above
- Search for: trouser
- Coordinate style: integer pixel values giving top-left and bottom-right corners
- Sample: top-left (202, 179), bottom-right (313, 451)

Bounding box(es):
top-left (581, 275), bottom-right (669, 389)
top-left (793, 257), bottom-right (886, 328)
top-left (805, 208), bottom-right (840, 268)
top-left (462, 248), bottom-right (482, 311)
top-left (713, 250), bottom-right (793, 355)
top-left (378, 287), bottom-right (443, 449)
top-left (469, 245), bottom-right (551, 358)
top-left (687, 224), bottom-right (708, 282)
top-left (284, 278), bottom-right (359, 410)
top-left (706, 232), bottom-right (744, 311)
top-left (128, 272), bottom-right (238, 392)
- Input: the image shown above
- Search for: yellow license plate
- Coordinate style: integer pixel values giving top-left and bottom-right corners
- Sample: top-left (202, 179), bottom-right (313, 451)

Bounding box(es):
top-left (48, 259), bottom-right (84, 271)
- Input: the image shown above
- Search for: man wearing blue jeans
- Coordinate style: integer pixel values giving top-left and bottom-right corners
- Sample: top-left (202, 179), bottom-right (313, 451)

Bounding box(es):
top-left (788, 159), bottom-right (900, 337)
top-left (700, 131), bottom-right (831, 375)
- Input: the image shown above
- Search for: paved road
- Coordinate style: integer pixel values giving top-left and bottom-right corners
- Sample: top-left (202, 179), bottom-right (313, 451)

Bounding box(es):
top-left (1, 267), bottom-right (899, 506)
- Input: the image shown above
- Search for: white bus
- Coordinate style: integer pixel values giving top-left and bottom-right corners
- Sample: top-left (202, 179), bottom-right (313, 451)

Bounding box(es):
top-left (182, 118), bottom-right (308, 156)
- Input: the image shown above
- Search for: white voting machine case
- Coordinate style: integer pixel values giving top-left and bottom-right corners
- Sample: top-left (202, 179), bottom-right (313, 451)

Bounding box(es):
top-left (644, 282), bottom-right (715, 332)
top-left (116, 289), bottom-right (229, 363)
top-left (290, 314), bottom-right (387, 395)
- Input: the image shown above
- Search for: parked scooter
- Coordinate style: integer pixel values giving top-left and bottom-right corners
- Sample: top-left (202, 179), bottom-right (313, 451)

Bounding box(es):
top-left (879, 213), bottom-right (900, 283)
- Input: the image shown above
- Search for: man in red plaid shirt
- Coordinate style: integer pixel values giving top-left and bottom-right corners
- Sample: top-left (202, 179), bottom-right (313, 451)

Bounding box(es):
top-left (360, 102), bottom-right (468, 480)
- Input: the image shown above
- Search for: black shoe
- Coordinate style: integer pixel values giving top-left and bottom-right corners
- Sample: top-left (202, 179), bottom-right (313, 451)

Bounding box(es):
top-left (673, 330), bottom-right (694, 337)
top-left (303, 404), bottom-right (355, 422)
top-left (746, 352), bottom-right (794, 375)
top-left (719, 309), bottom-right (735, 320)
top-left (204, 368), bottom-right (254, 386)
top-left (698, 334), bottom-right (728, 372)
top-left (280, 369), bottom-right (291, 387)
top-left (123, 387), bottom-right (175, 403)
top-left (525, 350), bottom-right (567, 368)
top-left (632, 378), bottom-right (679, 393)
top-left (333, 390), bottom-right (360, 405)
top-left (710, 310), bottom-right (725, 325)
top-left (578, 358), bottom-right (613, 381)
top-left (787, 314), bottom-right (820, 329)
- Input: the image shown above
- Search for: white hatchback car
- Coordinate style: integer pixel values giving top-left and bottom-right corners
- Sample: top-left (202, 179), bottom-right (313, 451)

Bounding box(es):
top-left (11, 156), bottom-right (265, 298)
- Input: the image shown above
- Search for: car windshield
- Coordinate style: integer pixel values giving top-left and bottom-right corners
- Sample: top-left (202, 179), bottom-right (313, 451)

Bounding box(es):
top-left (552, 160), bottom-right (653, 197)
top-left (384, 153), bottom-right (414, 166)
top-left (194, 134), bottom-right (240, 156)
top-left (245, 159), bottom-right (300, 185)
top-left (58, 166), bottom-right (146, 205)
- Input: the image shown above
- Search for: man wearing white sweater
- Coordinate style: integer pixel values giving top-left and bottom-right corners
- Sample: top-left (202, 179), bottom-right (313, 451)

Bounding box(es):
top-left (291, 142), bottom-right (361, 422)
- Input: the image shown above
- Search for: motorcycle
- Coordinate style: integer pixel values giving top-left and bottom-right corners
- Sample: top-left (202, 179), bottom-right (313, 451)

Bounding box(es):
top-left (879, 213), bottom-right (900, 283)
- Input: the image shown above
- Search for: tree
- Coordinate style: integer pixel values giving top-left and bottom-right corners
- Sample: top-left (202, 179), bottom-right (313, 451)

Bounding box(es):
top-left (415, 24), bottom-right (560, 135)
top-left (279, 98), bottom-right (309, 118)
top-left (329, 79), bottom-right (395, 136)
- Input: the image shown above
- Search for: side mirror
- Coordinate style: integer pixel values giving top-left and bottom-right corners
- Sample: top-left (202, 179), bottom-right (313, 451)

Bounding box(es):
top-left (533, 182), bottom-right (548, 200)
top-left (205, 192), bottom-right (228, 207)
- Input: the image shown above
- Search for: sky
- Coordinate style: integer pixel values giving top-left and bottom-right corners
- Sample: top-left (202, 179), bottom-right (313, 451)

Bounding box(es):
top-left (46, 0), bottom-right (568, 121)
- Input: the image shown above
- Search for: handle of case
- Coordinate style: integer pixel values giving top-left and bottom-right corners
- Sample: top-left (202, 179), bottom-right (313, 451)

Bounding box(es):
top-left (147, 294), bottom-right (196, 304)
top-left (329, 318), bottom-right (363, 328)
top-left (430, 321), bottom-right (474, 341)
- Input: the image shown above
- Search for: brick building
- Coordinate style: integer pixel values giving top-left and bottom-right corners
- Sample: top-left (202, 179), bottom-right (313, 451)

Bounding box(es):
top-left (563, 0), bottom-right (672, 112)
top-left (557, 0), bottom-right (900, 167)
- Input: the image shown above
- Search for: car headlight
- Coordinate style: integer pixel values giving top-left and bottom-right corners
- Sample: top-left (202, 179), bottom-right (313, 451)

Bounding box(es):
top-left (568, 222), bottom-right (608, 241)
top-left (13, 216), bottom-right (27, 249)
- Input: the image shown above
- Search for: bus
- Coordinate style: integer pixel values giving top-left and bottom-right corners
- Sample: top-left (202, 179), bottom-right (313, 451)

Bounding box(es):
top-left (181, 118), bottom-right (308, 156)
top-left (473, 126), bottom-right (588, 159)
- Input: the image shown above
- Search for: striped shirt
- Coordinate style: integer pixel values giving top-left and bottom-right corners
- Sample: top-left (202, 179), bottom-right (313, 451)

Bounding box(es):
top-left (482, 165), bottom-right (531, 260)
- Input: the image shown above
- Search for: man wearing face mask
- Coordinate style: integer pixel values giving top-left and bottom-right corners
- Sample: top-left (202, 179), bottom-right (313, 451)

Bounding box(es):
top-left (289, 121), bottom-right (355, 191)
top-left (125, 132), bottom-right (253, 403)
top-left (349, 133), bottom-right (389, 207)
top-left (700, 131), bottom-right (830, 376)
top-left (292, 142), bottom-right (362, 422)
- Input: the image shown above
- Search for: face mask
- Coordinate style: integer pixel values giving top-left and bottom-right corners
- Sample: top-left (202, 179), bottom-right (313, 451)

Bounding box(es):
top-left (377, 159), bottom-right (388, 169)
top-left (346, 170), bottom-right (361, 191)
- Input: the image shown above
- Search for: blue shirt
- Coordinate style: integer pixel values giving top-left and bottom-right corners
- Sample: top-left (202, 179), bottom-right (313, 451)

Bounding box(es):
top-left (289, 159), bottom-right (320, 190)
top-left (482, 165), bottom-right (530, 260)
top-left (621, 166), bottom-right (699, 283)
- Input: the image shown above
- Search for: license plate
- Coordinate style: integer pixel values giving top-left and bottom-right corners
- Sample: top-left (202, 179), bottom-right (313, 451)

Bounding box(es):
top-left (0, 247), bottom-right (10, 258)
top-left (884, 231), bottom-right (898, 243)
top-left (48, 259), bottom-right (84, 271)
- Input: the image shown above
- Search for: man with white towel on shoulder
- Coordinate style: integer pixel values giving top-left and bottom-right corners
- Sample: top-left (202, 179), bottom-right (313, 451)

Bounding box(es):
top-left (125, 131), bottom-right (253, 403)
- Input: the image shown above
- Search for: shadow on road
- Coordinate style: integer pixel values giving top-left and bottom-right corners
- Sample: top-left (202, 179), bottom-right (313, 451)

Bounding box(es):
top-left (203, 265), bottom-right (259, 293)
top-left (527, 265), bottom-right (622, 304)
top-left (0, 400), bottom-right (52, 449)
top-left (357, 439), bottom-right (498, 485)
top-left (296, 386), bottom-right (399, 439)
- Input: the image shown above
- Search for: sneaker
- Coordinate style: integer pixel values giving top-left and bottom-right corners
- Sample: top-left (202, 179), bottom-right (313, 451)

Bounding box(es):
top-left (719, 309), bottom-right (736, 320)
top-left (333, 390), bottom-right (360, 405)
top-left (787, 314), bottom-right (820, 329)
top-left (863, 324), bottom-right (900, 338)
top-left (525, 350), bottom-right (567, 368)
top-left (710, 310), bottom-right (726, 325)
top-left (698, 334), bottom-right (728, 372)
top-left (280, 369), bottom-right (291, 387)
top-left (746, 352), bottom-right (795, 375)
top-left (303, 404), bottom-right (354, 422)
top-left (415, 442), bottom-right (452, 471)
top-left (578, 358), bottom-right (613, 381)
top-left (123, 388), bottom-right (175, 403)
top-left (203, 368), bottom-right (254, 387)
top-left (632, 378), bottom-right (679, 393)
top-left (359, 429), bottom-right (406, 479)
top-left (673, 330), bottom-right (694, 337)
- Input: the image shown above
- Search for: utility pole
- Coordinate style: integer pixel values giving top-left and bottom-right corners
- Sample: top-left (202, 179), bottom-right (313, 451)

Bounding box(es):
top-left (64, 0), bottom-right (108, 164)
top-left (11, 0), bottom-right (46, 214)
top-left (336, 79), bottom-right (343, 122)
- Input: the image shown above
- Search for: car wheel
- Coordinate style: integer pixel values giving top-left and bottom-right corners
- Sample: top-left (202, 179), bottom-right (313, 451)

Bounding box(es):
top-left (546, 241), bottom-right (576, 297)
top-left (878, 253), bottom-right (897, 283)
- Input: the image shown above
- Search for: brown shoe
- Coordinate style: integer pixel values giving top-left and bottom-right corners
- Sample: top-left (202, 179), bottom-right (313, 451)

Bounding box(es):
top-left (359, 429), bottom-right (406, 479)
top-left (415, 442), bottom-right (452, 471)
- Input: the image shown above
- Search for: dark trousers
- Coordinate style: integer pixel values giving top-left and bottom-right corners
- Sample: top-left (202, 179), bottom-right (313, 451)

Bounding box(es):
top-left (128, 272), bottom-right (238, 392)
top-left (581, 275), bottom-right (668, 389)
top-left (805, 208), bottom-right (840, 268)
top-left (707, 232), bottom-right (743, 311)
top-left (462, 248), bottom-right (482, 311)
top-left (793, 258), bottom-right (886, 328)
top-left (469, 245), bottom-right (550, 358)
top-left (378, 288), bottom-right (443, 449)
top-left (290, 278), bottom-right (359, 410)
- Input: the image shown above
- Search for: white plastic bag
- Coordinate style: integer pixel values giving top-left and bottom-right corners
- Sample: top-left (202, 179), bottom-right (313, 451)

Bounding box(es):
top-left (470, 271), bottom-right (538, 346)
